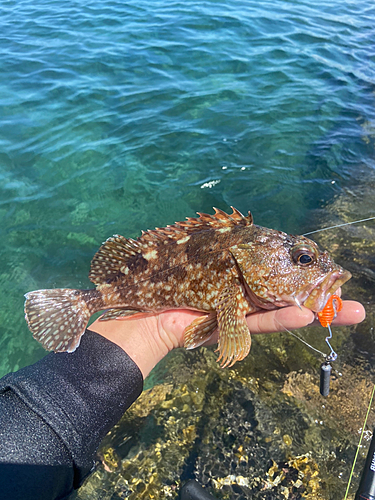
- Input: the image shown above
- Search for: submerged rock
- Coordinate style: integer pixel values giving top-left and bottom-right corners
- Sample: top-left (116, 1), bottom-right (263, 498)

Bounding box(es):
top-left (75, 347), bottom-right (371, 500)
top-left (75, 187), bottom-right (375, 500)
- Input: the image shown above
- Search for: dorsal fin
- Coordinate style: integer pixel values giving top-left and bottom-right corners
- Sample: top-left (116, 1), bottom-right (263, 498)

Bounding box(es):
top-left (89, 207), bottom-right (253, 285)
top-left (140, 207), bottom-right (253, 244)
top-left (89, 235), bottom-right (142, 285)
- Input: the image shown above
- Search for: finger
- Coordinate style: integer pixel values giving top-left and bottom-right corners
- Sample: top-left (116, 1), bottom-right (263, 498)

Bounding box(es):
top-left (330, 300), bottom-right (365, 326)
top-left (249, 301), bottom-right (366, 335)
top-left (248, 306), bottom-right (315, 335)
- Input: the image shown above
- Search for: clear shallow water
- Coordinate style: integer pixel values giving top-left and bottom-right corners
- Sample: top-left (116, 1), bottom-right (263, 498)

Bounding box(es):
top-left (1, 0), bottom-right (375, 497)
top-left (0, 0), bottom-right (375, 436)
top-left (0, 0), bottom-right (374, 372)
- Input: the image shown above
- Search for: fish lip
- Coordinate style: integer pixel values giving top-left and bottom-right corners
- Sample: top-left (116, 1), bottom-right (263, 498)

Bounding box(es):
top-left (302, 269), bottom-right (352, 312)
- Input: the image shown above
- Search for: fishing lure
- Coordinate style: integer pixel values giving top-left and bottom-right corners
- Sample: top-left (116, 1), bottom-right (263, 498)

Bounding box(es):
top-left (318, 294), bottom-right (343, 396)
top-left (318, 294), bottom-right (343, 328)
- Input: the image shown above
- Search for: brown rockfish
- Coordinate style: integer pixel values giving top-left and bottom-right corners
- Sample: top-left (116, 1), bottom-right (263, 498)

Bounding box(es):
top-left (25, 207), bottom-right (351, 367)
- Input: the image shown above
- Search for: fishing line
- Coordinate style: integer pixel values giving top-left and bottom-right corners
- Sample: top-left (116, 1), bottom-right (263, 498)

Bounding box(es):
top-left (275, 319), bottom-right (327, 358)
top-left (276, 317), bottom-right (339, 396)
top-left (277, 319), bottom-right (375, 497)
top-left (298, 216), bottom-right (375, 493)
top-left (303, 216), bottom-right (375, 236)
top-left (278, 322), bottom-right (374, 497)
top-left (325, 324), bottom-right (337, 362)
top-left (343, 383), bottom-right (375, 499)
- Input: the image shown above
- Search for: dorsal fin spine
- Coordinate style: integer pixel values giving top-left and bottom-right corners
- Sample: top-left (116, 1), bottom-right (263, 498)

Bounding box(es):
top-left (140, 207), bottom-right (253, 242)
top-left (89, 207), bottom-right (253, 285)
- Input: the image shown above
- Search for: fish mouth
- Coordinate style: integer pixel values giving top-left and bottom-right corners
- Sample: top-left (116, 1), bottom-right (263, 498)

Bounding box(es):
top-left (302, 269), bottom-right (352, 312)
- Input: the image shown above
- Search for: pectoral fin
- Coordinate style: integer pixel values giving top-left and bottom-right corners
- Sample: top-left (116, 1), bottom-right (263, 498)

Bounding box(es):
top-left (184, 313), bottom-right (218, 349)
top-left (216, 284), bottom-right (252, 368)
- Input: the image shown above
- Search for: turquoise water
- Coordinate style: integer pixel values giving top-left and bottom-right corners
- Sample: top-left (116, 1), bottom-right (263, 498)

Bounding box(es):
top-left (0, 0), bottom-right (374, 377)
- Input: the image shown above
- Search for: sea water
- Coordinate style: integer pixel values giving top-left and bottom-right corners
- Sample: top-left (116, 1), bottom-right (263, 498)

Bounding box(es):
top-left (1, 0), bottom-right (374, 374)
top-left (0, 0), bottom-right (374, 495)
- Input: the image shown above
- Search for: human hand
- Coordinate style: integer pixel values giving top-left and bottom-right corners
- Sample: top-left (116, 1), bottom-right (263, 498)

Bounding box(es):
top-left (89, 300), bottom-right (365, 378)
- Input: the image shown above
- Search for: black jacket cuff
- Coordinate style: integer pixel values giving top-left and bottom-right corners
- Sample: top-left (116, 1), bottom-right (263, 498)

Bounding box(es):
top-left (0, 329), bottom-right (143, 483)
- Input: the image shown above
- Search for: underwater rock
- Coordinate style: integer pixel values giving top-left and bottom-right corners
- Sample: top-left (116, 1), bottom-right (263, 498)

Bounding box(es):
top-left (75, 187), bottom-right (375, 500)
top-left (75, 350), bottom-right (325, 500)
top-left (310, 184), bottom-right (375, 370)
top-left (282, 366), bottom-right (375, 439)
top-left (262, 454), bottom-right (323, 500)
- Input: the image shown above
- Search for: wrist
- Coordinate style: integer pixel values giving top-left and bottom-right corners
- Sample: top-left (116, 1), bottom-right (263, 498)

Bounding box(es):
top-left (89, 313), bottom-right (181, 379)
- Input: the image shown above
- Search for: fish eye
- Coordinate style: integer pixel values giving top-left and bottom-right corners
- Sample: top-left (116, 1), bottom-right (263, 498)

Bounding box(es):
top-left (298, 254), bottom-right (313, 265)
top-left (292, 245), bottom-right (316, 266)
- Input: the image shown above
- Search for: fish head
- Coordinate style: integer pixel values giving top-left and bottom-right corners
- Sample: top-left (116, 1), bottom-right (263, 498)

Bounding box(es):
top-left (230, 226), bottom-right (351, 312)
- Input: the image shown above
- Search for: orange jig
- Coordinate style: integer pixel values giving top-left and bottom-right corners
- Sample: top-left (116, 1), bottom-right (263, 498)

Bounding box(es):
top-left (317, 294), bottom-right (343, 328)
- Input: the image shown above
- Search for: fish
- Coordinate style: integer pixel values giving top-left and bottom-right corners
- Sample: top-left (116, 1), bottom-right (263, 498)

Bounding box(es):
top-left (24, 207), bottom-right (352, 367)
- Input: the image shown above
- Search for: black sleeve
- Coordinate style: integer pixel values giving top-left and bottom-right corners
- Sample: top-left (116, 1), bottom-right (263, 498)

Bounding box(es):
top-left (0, 329), bottom-right (144, 500)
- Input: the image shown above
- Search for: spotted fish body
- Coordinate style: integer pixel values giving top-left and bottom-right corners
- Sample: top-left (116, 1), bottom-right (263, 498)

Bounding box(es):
top-left (25, 208), bottom-right (351, 367)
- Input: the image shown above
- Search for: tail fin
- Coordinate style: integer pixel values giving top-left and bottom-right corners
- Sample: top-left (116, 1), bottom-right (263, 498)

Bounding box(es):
top-left (24, 289), bottom-right (97, 352)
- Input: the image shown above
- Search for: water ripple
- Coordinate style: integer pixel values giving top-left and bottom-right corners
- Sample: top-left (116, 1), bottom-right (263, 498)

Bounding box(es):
top-left (0, 0), bottom-right (374, 378)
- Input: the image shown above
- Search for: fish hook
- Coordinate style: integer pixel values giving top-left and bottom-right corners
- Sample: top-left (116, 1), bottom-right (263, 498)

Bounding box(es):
top-left (317, 294), bottom-right (343, 395)
top-left (324, 324), bottom-right (337, 362)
